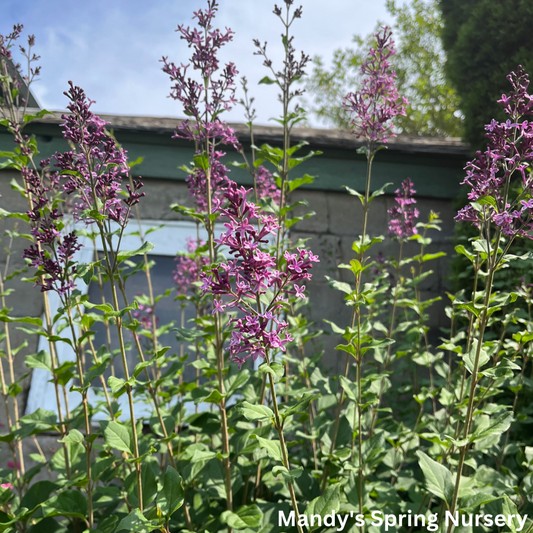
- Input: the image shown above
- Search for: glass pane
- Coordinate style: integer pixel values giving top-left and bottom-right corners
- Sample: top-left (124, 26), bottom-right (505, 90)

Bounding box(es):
top-left (87, 254), bottom-right (197, 382)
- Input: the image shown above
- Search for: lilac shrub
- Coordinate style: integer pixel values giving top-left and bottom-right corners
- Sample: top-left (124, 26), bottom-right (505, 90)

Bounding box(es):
top-left (2, 6), bottom-right (533, 533)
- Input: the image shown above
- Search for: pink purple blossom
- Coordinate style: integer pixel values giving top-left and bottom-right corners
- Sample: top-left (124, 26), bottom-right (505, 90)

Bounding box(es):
top-left (455, 66), bottom-right (533, 238)
top-left (186, 150), bottom-right (232, 212)
top-left (174, 237), bottom-right (209, 296)
top-left (201, 182), bottom-right (318, 367)
top-left (255, 165), bottom-right (281, 204)
top-left (344, 27), bottom-right (408, 144)
top-left (388, 178), bottom-right (419, 239)
top-left (161, 0), bottom-right (238, 149)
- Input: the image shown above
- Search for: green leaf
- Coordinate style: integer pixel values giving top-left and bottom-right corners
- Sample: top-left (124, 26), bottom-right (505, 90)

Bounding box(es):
top-left (272, 465), bottom-right (304, 484)
top-left (103, 421), bottom-right (132, 453)
top-left (116, 509), bottom-right (155, 533)
top-left (416, 450), bottom-right (454, 506)
top-left (22, 109), bottom-right (54, 124)
top-left (464, 339), bottom-right (490, 375)
top-left (42, 490), bottom-right (87, 519)
top-left (58, 429), bottom-right (84, 444)
top-left (76, 263), bottom-right (94, 284)
top-left (281, 393), bottom-right (318, 418)
top-left (476, 195), bottom-right (498, 210)
top-left (370, 182), bottom-right (392, 200)
top-left (456, 302), bottom-right (483, 318)
top-left (501, 495), bottom-right (523, 533)
top-left (258, 76), bottom-right (277, 85)
top-left (193, 152), bottom-right (209, 170)
top-left (258, 361), bottom-right (284, 383)
top-left (239, 401), bottom-right (274, 423)
top-left (128, 156), bottom-right (144, 168)
top-left (157, 466), bottom-right (184, 517)
top-left (116, 241), bottom-right (154, 264)
top-left (455, 244), bottom-right (475, 263)
top-left (221, 504), bottom-right (263, 530)
top-left (288, 174), bottom-right (315, 192)
top-left (252, 435), bottom-right (282, 462)
top-left (471, 412), bottom-right (513, 442)
top-left (304, 484), bottom-right (340, 532)
top-left (25, 350), bottom-right (52, 372)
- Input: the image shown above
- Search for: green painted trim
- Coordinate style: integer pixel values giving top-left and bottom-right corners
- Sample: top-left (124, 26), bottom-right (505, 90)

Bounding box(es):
top-left (0, 123), bottom-right (466, 199)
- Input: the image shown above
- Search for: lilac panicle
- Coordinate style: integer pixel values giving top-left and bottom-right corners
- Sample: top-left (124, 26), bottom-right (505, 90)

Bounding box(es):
top-left (161, 0), bottom-right (238, 148)
top-left (161, 0), bottom-right (240, 210)
top-left (455, 66), bottom-right (533, 238)
top-left (174, 237), bottom-right (210, 296)
top-left (186, 150), bottom-right (231, 212)
top-left (22, 166), bottom-right (82, 295)
top-left (255, 165), bottom-right (281, 204)
top-left (201, 182), bottom-right (318, 367)
top-left (388, 178), bottom-right (419, 239)
top-left (54, 82), bottom-right (144, 225)
top-left (132, 297), bottom-right (159, 331)
top-left (344, 27), bottom-right (408, 144)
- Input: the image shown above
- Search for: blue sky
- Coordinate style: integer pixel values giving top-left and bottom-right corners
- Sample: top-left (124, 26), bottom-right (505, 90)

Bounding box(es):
top-left (4, 0), bottom-right (402, 127)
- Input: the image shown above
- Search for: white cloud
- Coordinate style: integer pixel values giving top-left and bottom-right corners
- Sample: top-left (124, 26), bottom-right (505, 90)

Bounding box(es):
top-left (5, 0), bottom-right (401, 126)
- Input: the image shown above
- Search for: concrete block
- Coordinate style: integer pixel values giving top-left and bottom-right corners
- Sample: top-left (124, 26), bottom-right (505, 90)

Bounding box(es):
top-left (289, 190), bottom-right (329, 233)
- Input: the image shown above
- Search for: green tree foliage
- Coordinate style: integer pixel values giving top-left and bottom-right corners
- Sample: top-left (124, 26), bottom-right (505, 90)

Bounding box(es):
top-left (303, 0), bottom-right (463, 136)
top-left (440, 0), bottom-right (533, 148)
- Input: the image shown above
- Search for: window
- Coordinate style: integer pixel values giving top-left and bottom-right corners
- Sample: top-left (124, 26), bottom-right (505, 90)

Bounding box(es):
top-left (25, 219), bottom-right (203, 419)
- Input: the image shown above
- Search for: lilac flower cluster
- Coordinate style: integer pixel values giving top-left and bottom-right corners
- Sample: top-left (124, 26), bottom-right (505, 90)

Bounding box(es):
top-left (344, 27), bottom-right (408, 144)
top-left (253, 3), bottom-right (308, 104)
top-left (174, 237), bottom-right (210, 296)
top-left (201, 182), bottom-right (318, 367)
top-left (22, 167), bottom-right (82, 295)
top-left (388, 178), bottom-right (419, 239)
top-left (54, 82), bottom-right (144, 225)
top-left (255, 165), bottom-right (281, 204)
top-left (0, 25), bottom-right (41, 110)
top-left (455, 67), bottom-right (533, 237)
top-left (132, 297), bottom-right (159, 331)
top-left (186, 150), bottom-right (232, 212)
top-left (161, 0), bottom-right (238, 147)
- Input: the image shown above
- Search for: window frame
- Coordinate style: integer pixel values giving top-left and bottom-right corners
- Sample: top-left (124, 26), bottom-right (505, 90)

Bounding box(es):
top-left (25, 219), bottom-right (205, 419)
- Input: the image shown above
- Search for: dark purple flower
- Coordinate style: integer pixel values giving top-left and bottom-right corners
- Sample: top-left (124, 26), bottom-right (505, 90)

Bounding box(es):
top-left (388, 178), bottom-right (419, 239)
top-left (54, 82), bottom-right (144, 225)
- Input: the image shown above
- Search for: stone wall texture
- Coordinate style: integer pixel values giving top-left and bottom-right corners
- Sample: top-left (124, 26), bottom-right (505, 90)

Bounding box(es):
top-left (0, 168), bottom-right (457, 468)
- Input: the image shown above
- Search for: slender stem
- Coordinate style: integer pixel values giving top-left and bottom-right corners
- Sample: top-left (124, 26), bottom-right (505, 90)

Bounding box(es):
top-left (265, 352), bottom-right (304, 533)
top-left (65, 304), bottom-right (93, 528)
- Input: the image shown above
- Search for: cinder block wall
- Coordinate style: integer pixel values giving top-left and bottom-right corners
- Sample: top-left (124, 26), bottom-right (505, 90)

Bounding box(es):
top-left (0, 169), bottom-right (458, 470)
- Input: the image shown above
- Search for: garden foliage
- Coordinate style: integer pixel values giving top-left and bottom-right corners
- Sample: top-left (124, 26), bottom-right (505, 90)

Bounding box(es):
top-left (0, 2), bottom-right (533, 533)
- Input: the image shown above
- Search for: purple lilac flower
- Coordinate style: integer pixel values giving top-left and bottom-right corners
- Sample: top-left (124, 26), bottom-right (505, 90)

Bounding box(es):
top-left (186, 150), bottom-right (232, 212)
top-left (0, 25), bottom-right (41, 111)
top-left (174, 237), bottom-right (210, 296)
top-left (201, 182), bottom-right (319, 367)
top-left (54, 83), bottom-right (144, 225)
top-left (455, 66), bottom-right (533, 237)
top-left (132, 296), bottom-right (159, 331)
top-left (161, 0), bottom-right (241, 212)
top-left (255, 165), bottom-right (281, 204)
top-left (388, 178), bottom-right (419, 239)
top-left (344, 27), bottom-right (408, 144)
top-left (22, 167), bottom-right (82, 295)
top-left (161, 0), bottom-right (238, 148)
